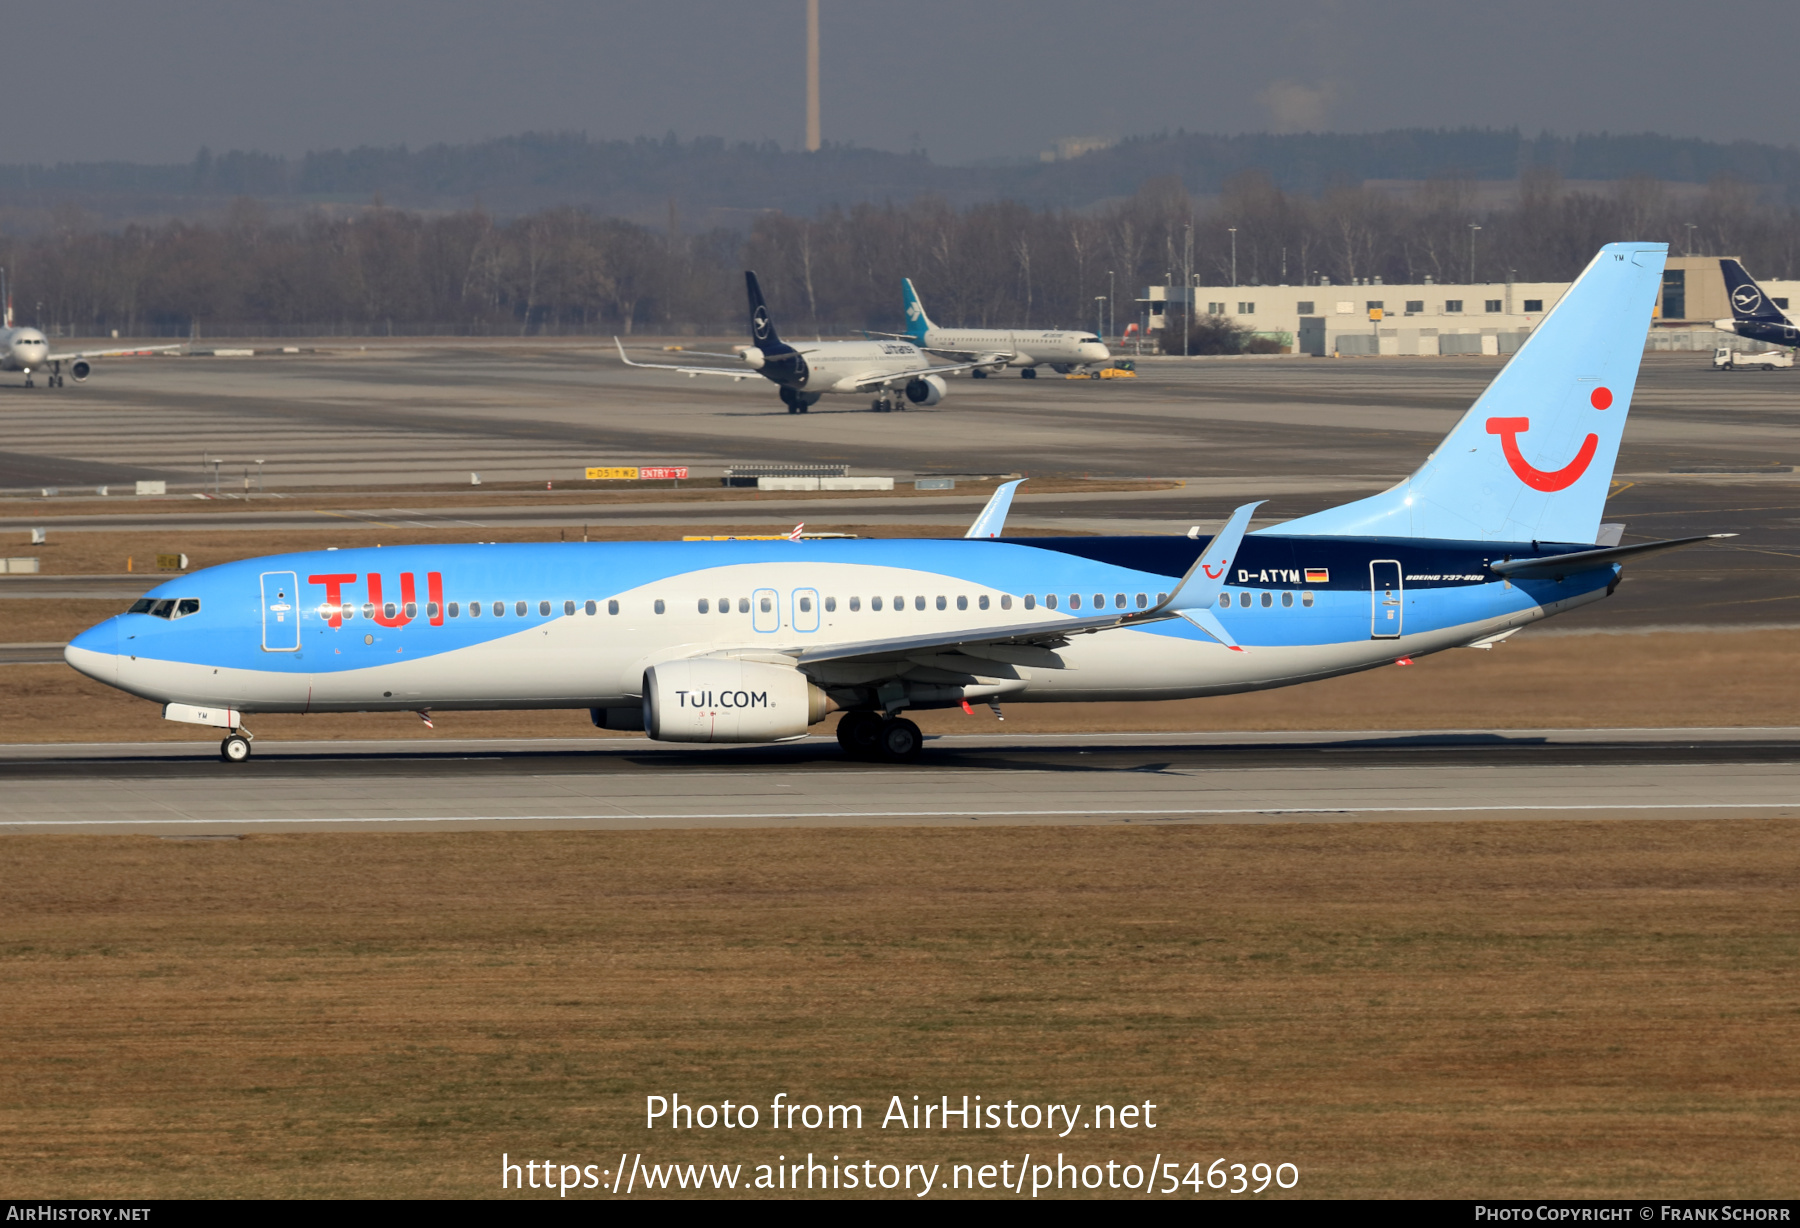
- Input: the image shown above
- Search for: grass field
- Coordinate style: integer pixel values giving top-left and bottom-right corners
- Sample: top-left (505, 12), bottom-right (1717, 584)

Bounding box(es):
top-left (1, 821), bottom-right (1794, 1199)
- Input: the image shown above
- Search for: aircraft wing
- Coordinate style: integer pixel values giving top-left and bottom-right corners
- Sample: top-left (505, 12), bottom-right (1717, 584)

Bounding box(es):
top-left (739, 499), bottom-right (1265, 668)
top-left (847, 359), bottom-right (987, 391)
top-left (614, 337), bottom-right (757, 381)
top-left (45, 344), bottom-right (182, 362)
top-left (924, 347), bottom-right (1016, 365)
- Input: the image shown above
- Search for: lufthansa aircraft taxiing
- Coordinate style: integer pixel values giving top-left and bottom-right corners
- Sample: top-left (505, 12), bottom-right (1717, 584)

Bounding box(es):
top-left (0, 274), bottom-right (180, 387)
top-left (67, 243), bottom-right (1728, 764)
top-left (1715, 258), bottom-right (1799, 348)
top-left (617, 271), bottom-right (983, 413)
top-left (887, 277), bottom-right (1111, 377)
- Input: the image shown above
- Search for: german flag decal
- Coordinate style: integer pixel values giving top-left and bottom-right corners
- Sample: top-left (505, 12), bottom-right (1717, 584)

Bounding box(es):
top-left (1305, 568), bottom-right (1330, 584)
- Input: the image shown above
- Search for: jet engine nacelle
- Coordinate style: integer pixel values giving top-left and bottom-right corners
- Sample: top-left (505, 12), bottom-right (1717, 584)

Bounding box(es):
top-left (905, 374), bottom-right (947, 406)
top-left (642, 658), bottom-right (835, 743)
top-left (741, 347), bottom-right (765, 369)
top-left (70, 360), bottom-right (91, 382)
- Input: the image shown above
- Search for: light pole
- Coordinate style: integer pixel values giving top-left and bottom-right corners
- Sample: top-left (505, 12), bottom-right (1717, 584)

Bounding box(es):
top-left (1106, 270), bottom-right (1114, 340)
top-left (1229, 228), bottom-right (1238, 288)
top-left (1095, 296), bottom-right (1105, 340)
top-left (1467, 224), bottom-right (1481, 285)
top-left (1684, 223), bottom-right (1696, 256)
top-left (1183, 222), bottom-right (1193, 358)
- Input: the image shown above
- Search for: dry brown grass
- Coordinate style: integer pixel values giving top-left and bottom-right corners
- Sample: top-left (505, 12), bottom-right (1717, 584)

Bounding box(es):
top-left (2, 629), bottom-right (1793, 744)
top-left (0, 822), bottom-right (1794, 1198)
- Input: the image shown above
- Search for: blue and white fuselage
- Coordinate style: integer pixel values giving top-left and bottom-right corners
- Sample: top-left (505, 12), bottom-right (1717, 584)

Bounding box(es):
top-left (65, 243), bottom-right (1726, 760)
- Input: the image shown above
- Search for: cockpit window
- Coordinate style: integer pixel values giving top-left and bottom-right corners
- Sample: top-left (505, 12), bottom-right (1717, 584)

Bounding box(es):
top-left (128, 598), bottom-right (154, 614)
top-left (175, 598), bottom-right (200, 617)
top-left (146, 597), bottom-right (200, 620)
top-left (150, 600), bottom-right (176, 618)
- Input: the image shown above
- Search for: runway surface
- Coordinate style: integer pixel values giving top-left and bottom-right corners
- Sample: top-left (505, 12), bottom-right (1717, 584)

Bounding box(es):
top-left (2, 728), bottom-right (1795, 833)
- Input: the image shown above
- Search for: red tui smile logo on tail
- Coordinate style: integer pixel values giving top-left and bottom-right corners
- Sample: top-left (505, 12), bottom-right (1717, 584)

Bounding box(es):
top-left (1486, 391), bottom-right (1608, 492)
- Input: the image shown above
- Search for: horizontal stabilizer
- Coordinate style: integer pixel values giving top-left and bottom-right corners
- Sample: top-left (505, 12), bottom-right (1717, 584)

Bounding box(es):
top-left (1489, 533), bottom-right (1733, 577)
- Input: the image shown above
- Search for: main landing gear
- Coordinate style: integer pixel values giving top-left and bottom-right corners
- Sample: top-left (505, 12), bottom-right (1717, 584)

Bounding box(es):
top-left (835, 710), bottom-right (923, 762)
top-left (219, 728), bottom-right (254, 763)
top-left (1020, 367), bottom-right (1037, 379)
top-left (868, 390), bottom-right (904, 413)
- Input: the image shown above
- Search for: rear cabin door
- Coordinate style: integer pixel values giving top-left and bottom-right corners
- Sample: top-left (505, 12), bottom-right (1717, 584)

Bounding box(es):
top-left (1369, 560), bottom-right (1403, 639)
top-left (261, 571), bottom-right (300, 651)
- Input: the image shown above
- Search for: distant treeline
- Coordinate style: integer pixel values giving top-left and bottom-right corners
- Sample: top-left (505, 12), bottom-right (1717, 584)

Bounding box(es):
top-left (8, 128), bottom-right (1800, 229)
top-left (6, 170), bottom-right (1798, 337)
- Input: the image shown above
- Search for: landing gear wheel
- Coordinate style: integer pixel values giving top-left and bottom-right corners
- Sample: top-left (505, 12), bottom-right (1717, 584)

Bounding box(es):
top-left (220, 733), bottom-right (252, 763)
top-left (788, 404), bottom-right (798, 414)
top-left (835, 710), bottom-right (884, 759)
top-left (1021, 367), bottom-right (1037, 379)
top-left (875, 717), bottom-right (923, 763)
top-left (972, 368), bottom-right (988, 379)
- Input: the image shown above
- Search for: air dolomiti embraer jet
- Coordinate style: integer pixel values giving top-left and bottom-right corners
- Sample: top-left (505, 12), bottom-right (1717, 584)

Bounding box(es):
top-left (887, 277), bottom-right (1111, 377)
top-left (617, 272), bottom-right (984, 413)
top-left (68, 243), bottom-right (1730, 764)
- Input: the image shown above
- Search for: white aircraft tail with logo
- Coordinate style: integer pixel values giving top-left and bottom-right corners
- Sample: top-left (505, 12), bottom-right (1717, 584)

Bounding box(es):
top-left (1273, 242), bottom-right (1666, 545)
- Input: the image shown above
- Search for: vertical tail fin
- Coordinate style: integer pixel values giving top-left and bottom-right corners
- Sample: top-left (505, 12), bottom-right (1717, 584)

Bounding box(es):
top-left (1272, 242), bottom-right (1666, 545)
top-left (744, 271), bottom-right (794, 354)
top-left (1719, 259), bottom-right (1789, 323)
top-left (901, 278), bottom-right (933, 343)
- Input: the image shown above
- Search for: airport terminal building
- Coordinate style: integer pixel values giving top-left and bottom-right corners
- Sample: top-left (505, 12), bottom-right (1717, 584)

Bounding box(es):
top-left (1141, 256), bottom-right (1800, 356)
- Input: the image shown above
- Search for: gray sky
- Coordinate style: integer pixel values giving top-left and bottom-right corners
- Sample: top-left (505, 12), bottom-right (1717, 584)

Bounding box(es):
top-left (25, 1), bottom-right (1798, 164)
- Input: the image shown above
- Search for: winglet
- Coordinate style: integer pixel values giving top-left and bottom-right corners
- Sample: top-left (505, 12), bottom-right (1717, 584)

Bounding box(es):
top-left (1157, 501), bottom-right (1263, 615)
top-left (965, 479), bottom-right (1025, 539)
top-left (614, 337), bottom-right (648, 368)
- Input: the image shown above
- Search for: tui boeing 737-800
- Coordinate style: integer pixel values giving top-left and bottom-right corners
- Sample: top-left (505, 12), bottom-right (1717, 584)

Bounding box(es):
top-left (65, 243), bottom-right (1731, 763)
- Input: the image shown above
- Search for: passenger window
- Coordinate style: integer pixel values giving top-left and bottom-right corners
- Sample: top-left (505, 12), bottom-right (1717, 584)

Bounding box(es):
top-left (383, 603), bottom-right (397, 619)
top-left (449, 602), bottom-right (461, 618)
top-left (718, 597), bottom-right (730, 614)
top-left (1218, 593), bottom-right (1229, 608)
top-left (1302, 591), bottom-right (1314, 607)
top-left (539, 601), bottom-right (550, 616)
top-left (1136, 593), bottom-right (1147, 608)
top-left (1069, 594), bottom-right (1081, 610)
top-left (698, 598), bottom-right (710, 614)
top-left (176, 598), bottom-right (200, 617)
top-left (799, 596), bottom-right (813, 613)
top-left (1095, 594), bottom-right (1105, 609)
top-left (914, 596), bottom-right (925, 611)
top-left (655, 599), bottom-right (667, 614)
top-left (1157, 593), bottom-right (1168, 604)
top-left (1045, 594), bottom-right (1058, 610)
top-left (1023, 594), bottom-right (1034, 610)
top-left (492, 601), bottom-right (504, 617)
top-left (1260, 592), bottom-right (1272, 608)
top-left (1282, 591), bottom-right (1294, 608)
top-left (364, 603), bottom-right (376, 620)
top-left (894, 595), bottom-right (904, 611)
top-left (935, 596), bottom-right (946, 611)
top-left (585, 600), bottom-right (597, 615)
top-left (849, 596), bottom-right (860, 611)
top-left (608, 599), bottom-right (620, 615)
top-left (128, 598), bottom-right (154, 614)
top-left (1114, 593), bottom-right (1125, 608)
top-left (871, 596), bottom-right (883, 611)
top-left (737, 597), bottom-right (749, 613)
top-left (1239, 592), bottom-right (1252, 608)
top-left (405, 602), bottom-right (418, 618)
top-left (998, 595), bottom-right (1010, 610)
top-left (516, 601), bottom-right (528, 617)
top-left (469, 602), bottom-right (481, 618)
top-left (564, 600), bottom-right (576, 616)
top-left (759, 596), bottom-right (772, 613)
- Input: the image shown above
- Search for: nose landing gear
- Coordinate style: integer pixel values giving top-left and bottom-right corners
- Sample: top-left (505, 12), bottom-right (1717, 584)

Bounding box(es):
top-left (219, 728), bottom-right (254, 763)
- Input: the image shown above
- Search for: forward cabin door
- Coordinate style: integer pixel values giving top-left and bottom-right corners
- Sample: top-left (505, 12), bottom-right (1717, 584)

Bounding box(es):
top-left (261, 571), bottom-right (300, 651)
top-left (1369, 560), bottom-right (1403, 639)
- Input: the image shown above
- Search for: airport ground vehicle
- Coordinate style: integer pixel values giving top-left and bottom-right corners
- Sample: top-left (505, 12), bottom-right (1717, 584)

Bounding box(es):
top-left (1712, 346), bottom-right (1792, 371)
top-left (67, 244), bottom-right (1727, 764)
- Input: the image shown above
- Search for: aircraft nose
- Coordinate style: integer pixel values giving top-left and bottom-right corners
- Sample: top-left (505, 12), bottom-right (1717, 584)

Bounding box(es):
top-left (65, 618), bottom-right (119, 684)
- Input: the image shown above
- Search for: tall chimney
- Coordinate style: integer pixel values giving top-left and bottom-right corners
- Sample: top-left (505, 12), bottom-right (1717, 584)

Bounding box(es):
top-left (805, 0), bottom-right (821, 152)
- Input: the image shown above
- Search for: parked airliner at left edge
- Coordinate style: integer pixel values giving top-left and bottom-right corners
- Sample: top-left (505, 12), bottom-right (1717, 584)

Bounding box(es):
top-left (65, 242), bottom-right (1736, 766)
top-left (0, 271), bottom-right (181, 387)
top-left (616, 271), bottom-right (986, 413)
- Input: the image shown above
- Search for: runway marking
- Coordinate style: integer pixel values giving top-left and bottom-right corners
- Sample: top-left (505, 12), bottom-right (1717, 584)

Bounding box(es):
top-left (2, 800), bottom-right (1796, 828)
